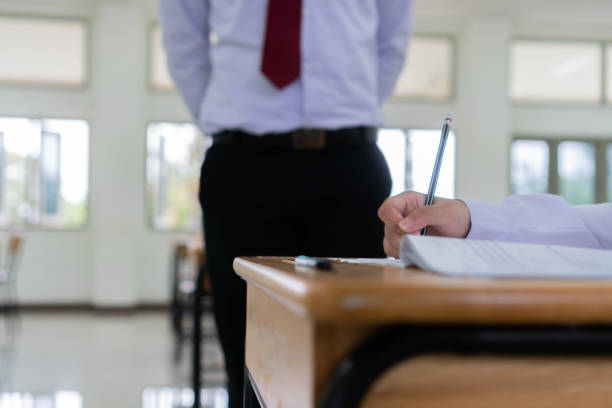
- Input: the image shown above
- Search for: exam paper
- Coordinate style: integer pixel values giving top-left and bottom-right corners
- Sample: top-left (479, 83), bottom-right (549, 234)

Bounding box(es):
top-left (401, 236), bottom-right (612, 278)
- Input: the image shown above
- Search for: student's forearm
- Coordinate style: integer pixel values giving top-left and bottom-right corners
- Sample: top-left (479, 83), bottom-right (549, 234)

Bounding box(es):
top-left (572, 203), bottom-right (612, 249)
top-left (465, 194), bottom-right (603, 249)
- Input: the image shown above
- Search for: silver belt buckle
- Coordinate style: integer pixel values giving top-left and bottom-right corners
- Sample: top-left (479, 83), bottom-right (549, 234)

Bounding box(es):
top-left (291, 129), bottom-right (326, 150)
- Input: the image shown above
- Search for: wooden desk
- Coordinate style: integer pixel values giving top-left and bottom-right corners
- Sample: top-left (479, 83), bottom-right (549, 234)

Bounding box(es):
top-left (235, 257), bottom-right (612, 408)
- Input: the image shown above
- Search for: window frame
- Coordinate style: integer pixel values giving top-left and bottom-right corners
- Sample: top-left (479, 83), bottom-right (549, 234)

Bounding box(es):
top-left (0, 13), bottom-right (91, 90)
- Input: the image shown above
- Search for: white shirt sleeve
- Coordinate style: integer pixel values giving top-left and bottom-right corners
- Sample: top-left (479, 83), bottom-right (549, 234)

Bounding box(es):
top-left (376, 0), bottom-right (413, 103)
top-left (158, 0), bottom-right (211, 122)
top-left (572, 203), bottom-right (612, 249)
top-left (464, 194), bottom-right (611, 249)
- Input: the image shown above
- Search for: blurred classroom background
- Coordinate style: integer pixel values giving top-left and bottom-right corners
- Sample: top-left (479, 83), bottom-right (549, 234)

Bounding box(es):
top-left (0, 0), bottom-right (612, 407)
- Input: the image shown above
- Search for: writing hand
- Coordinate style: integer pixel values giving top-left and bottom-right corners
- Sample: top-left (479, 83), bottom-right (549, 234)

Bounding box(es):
top-left (378, 191), bottom-right (471, 258)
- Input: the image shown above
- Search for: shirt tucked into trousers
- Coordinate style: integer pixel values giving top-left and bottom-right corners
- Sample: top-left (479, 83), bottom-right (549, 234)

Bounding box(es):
top-left (159, 0), bottom-right (413, 405)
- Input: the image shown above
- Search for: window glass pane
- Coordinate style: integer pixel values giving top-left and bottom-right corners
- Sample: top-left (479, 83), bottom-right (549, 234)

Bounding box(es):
top-left (0, 133), bottom-right (4, 212)
top-left (607, 45), bottom-right (612, 104)
top-left (510, 140), bottom-right (549, 194)
top-left (607, 144), bottom-right (612, 202)
top-left (0, 118), bottom-right (89, 228)
top-left (1, 118), bottom-right (41, 226)
top-left (558, 141), bottom-right (595, 205)
top-left (407, 129), bottom-right (455, 199)
top-left (147, 123), bottom-right (210, 231)
top-left (150, 26), bottom-right (175, 91)
top-left (0, 17), bottom-right (86, 86)
top-left (41, 131), bottom-right (61, 215)
top-left (377, 129), bottom-right (406, 197)
top-left (510, 41), bottom-right (601, 103)
top-left (393, 36), bottom-right (453, 101)
top-left (42, 119), bottom-right (89, 227)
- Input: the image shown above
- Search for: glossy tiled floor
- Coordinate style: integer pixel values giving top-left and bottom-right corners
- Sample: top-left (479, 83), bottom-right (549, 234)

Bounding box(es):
top-left (0, 311), bottom-right (227, 408)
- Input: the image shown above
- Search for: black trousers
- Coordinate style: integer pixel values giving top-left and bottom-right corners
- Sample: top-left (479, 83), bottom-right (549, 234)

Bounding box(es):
top-left (198, 138), bottom-right (391, 408)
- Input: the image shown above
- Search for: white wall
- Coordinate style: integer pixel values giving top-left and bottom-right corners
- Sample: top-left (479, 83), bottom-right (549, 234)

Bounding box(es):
top-left (0, 0), bottom-right (193, 306)
top-left (0, 0), bottom-right (611, 305)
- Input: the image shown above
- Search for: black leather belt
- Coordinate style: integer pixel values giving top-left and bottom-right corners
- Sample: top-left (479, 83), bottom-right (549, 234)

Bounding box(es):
top-left (212, 127), bottom-right (377, 150)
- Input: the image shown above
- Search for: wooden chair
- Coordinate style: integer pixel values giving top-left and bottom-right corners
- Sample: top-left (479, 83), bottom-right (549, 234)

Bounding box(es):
top-left (0, 235), bottom-right (23, 314)
top-left (0, 235), bottom-right (23, 391)
top-left (192, 248), bottom-right (225, 408)
top-left (170, 241), bottom-right (212, 340)
top-left (168, 238), bottom-right (223, 407)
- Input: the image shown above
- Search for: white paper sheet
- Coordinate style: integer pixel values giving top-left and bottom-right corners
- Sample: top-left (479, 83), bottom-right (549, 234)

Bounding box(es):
top-left (401, 236), bottom-right (612, 278)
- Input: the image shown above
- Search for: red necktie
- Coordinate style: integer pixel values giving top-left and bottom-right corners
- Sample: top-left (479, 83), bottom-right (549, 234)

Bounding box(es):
top-left (261, 0), bottom-right (302, 89)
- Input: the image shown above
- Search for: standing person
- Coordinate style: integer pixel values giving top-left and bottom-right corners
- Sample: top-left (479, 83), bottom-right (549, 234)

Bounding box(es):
top-left (159, 0), bottom-right (413, 405)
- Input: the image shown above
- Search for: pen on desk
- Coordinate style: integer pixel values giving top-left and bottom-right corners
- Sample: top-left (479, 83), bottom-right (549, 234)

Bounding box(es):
top-left (421, 113), bottom-right (452, 236)
top-left (295, 255), bottom-right (332, 270)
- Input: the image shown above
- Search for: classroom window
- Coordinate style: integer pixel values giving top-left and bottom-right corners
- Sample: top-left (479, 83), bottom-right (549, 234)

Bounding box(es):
top-left (558, 141), bottom-right (596, 205)
top-left (377, 128), bottom-right (455, 199)
top-left (0, 133), bottom-right (4, 211)
top-left (393, 36), bottom-right (454, 101)
top-left (607, 144), bottom-right (612, 202)
top-left (509, 40), bottom-right (601, 103)
top-left (607, 44), bottom-right (612, 104)
top-left (376, 129), bottom-right (406, 197)
top-left (408, 129), bottom-right (455, 198)
top-left (146, 123), bottom-right (211, 231)
top-left (41, 131), bottom-right (61, 215)
top-left (510, 140), bottom-right (549, 195)
top-left (0, 118), bottom-right (89, 228)
top-left (0, 17), bottom-right (87, 86)
top-left (511, 138), bottom-right (611, 205)
top-left (150, 26), bottom-right (175, 91)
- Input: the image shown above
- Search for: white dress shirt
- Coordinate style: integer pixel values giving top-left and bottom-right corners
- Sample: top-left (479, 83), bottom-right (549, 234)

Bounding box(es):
top-left (465, 194), bottom-right (612, 250)
top-left (158, 0), bottom-right (413, 135)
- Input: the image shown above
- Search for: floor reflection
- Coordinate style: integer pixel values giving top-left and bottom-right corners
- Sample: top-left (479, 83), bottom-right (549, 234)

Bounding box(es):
top-left (0, 388), bottom-right (228, 408)
top-left (0, 312), bottom-right (226, 408)
top-left (0, 313), bottom-right (18, 391)
top-left (142, 388), bottom-right (227, 408)
top-left (0, 391), bottom-right (83, 408)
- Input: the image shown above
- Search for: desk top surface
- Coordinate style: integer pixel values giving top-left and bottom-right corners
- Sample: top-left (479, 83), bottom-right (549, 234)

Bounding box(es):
top-left (234, 256), bottom-right (612, 324)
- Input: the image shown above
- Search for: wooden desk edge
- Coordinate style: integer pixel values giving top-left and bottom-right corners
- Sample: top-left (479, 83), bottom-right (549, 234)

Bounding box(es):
top-left (234, 256), bottom-right (612, 325)
top-left (234, 257), bottom-right (319, 318)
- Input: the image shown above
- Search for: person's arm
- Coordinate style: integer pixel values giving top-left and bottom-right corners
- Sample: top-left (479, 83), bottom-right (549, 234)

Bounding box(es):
top-left (567, 203), bottom-right (612, 249)
top-left (376, 0), bottom-right (413, 104)
top-left (158, 0), bottom-right (211, 122)
top-left (378, 192), bottom-right (612, 258)
top-left (378, 191), bottom-right (470, 258)
top-left (465, 194), bottom-right (604, 249)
